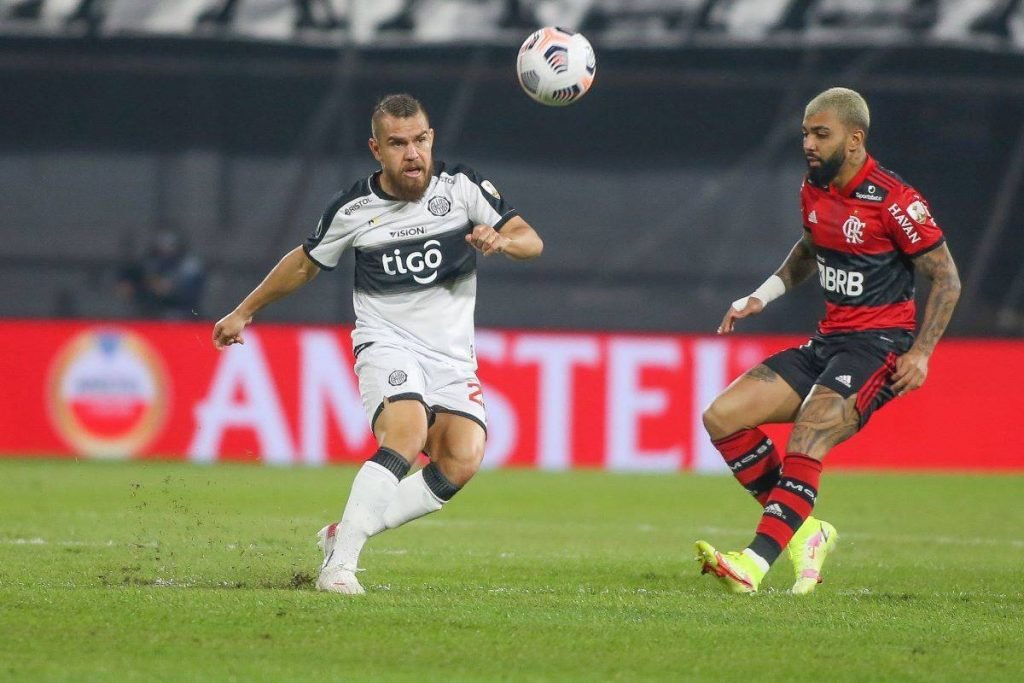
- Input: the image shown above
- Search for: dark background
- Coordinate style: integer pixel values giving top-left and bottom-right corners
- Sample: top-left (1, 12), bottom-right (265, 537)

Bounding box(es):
top-left (1, 0), bottom-right (1022, 336)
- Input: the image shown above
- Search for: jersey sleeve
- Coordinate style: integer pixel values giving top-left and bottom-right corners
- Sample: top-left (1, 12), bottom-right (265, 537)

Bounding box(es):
top-left (884, 185), bottom-right (945, 257)
top-left (452, 164), bottom-right (519, 231)
top-left (303, 185), bottom-right (365, 270)
top-left (799, 180), bottom-right (813, 232)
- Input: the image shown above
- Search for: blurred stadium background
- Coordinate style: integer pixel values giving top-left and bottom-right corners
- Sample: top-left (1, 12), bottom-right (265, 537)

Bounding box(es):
top-left (1, 1), bottom-right (1023, 464)
top-left (3, 0), bottom-right (1024, 332)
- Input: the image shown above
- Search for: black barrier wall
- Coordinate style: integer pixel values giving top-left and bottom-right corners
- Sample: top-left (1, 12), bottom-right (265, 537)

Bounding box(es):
top-left (1, 36), bottom-right (1022, 334)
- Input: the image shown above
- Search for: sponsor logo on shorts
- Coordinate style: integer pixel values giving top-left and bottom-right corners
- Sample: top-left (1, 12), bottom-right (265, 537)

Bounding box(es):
top-left (808, 210), bottom-right (818, 224)
top-left (835, 374), bottom-right (852, 388)
top-left (388, 370), bottom-right (407, 386)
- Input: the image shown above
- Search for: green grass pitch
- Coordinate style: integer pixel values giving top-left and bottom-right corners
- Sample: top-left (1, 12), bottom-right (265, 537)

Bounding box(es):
top-left (1, 458), bottom-right (1022, 682)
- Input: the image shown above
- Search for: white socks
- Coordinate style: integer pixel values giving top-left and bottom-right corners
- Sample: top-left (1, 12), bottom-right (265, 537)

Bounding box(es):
top-left (328, 459), bottom-right (457, 571)
top-left (382, 469), bottom-right (445, 530)
top-left (329, 461), bottom-right (400, 570)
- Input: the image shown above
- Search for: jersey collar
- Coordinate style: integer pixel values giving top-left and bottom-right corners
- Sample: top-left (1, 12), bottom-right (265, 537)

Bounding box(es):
top-left (369, 171), bottom-right (400, 201)
top-left (836, 154), bottom-right (876, 197)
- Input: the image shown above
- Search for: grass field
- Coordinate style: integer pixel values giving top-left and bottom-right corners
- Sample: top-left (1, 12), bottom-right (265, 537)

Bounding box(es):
top-left (1, 458), bottom-right (1022, 682)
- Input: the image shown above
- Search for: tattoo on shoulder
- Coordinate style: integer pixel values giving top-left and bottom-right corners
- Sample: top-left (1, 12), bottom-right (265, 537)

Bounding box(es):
top-left (745, 365), bottom-right (778, 382)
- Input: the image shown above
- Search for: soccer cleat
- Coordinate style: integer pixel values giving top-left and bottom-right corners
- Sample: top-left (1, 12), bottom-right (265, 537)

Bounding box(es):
top-left (315, 522), bottom-right (365, 594)
top-left (316, 563), bottom-right (365, 595)
top-left (316, 522), bottom-right (338, 570)
top-left (787, 516), bottom-right (838, 595)
top-left (695, 540), bottom-right (764, 594)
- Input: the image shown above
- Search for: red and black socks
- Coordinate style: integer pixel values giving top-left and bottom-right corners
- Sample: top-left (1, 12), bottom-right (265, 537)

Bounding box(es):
top-left (712, 428), bottom-right (782, 505)
top-left (748, 453), bottom-right (823, 566)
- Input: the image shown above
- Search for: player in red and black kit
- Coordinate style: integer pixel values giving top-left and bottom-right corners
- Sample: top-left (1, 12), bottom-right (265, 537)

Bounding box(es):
top-left (695, 87), bottom-right (961, 594)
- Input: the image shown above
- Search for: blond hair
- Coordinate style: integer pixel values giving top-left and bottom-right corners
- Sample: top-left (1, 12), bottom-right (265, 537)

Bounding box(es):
top-left (805, 87), bottom-right (870, 134)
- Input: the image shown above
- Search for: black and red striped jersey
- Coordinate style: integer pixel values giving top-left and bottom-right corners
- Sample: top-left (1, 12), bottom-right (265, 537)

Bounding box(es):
top-left (799, 154), bottom-right (945, 335)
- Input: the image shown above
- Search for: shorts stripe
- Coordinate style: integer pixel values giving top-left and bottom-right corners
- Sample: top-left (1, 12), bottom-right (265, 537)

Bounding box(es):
top-left (371, 393), bottom-right (432, 431)
top-left (855, 352), bottom-right (896, 415)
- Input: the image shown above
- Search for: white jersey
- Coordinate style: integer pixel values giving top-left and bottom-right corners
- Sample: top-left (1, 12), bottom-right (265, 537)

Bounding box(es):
top-left (303, 162), bottom-right (518, 372)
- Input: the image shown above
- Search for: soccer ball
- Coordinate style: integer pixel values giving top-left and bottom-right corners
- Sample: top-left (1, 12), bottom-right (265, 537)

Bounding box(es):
top-left (516, 27), bottom-right (596, 106)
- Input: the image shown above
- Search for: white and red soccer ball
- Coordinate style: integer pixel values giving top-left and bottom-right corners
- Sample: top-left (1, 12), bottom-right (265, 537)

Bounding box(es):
top-left (516, 27), bottom-right (596, 106)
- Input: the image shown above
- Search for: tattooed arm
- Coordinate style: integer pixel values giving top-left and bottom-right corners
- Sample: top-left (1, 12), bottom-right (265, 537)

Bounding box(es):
top-left (719, 232), bottom-right (818, 334)
top-left (775, 231), bottom-right (819, 290)
top-left (891, 243), bottom-right (961, 395)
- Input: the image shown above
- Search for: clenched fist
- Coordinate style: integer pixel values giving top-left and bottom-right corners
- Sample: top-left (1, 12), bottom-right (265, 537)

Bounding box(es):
top-left (466, 224), bottom-right (510, 257)
top-left (212, 310), bottom-right (252, 349)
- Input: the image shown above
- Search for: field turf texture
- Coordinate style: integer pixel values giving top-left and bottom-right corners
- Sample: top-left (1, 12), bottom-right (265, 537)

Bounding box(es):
top-left (1, 458), bottom-right (1021, 682)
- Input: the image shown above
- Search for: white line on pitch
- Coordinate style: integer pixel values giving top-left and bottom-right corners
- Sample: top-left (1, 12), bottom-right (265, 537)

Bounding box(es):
top-left (0, 538), bottom-right (159, 548)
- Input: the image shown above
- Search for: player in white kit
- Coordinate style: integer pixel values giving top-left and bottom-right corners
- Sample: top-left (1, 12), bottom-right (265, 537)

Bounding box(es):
top-left (212, 94), bottom-right (544, 593)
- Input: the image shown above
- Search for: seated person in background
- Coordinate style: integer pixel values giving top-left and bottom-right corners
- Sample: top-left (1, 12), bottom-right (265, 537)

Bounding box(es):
top-left (116, 231), bottom-right (206, 320)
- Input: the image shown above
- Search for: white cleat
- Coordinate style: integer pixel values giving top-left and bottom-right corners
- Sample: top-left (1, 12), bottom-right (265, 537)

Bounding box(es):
top-left (316, 522), bottom-right (338, 569)
top-left (316, 563), bottom-right (365, 595)
top-left (315, 522), bottom-right (365, 595)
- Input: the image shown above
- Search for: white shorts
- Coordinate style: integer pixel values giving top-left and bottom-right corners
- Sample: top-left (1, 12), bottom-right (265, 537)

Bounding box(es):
top-left (354, 343), bottom-right (487, 432)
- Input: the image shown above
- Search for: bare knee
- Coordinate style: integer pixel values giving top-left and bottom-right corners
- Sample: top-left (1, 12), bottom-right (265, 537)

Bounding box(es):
top-left (703, 396), bottom-right (747, 441)
top-left (704, 368), bottom-right (803, 440)
top-left (375, 400), bottom-right (429, 458)
top-left (434, 442), bottom-right (484, 487)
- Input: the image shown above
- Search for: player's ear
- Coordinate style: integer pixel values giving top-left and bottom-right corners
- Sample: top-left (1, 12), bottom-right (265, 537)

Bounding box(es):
top-left (850, 128), bottom-right (865, 152)
top-left (368, 137), bottom-right (381, 161)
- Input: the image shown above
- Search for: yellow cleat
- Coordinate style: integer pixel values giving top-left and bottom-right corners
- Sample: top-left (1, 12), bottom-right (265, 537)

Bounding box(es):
top-left (695, 540), bottom-right (764, 594)
top-left (787, 516), bottom-right (838, 595)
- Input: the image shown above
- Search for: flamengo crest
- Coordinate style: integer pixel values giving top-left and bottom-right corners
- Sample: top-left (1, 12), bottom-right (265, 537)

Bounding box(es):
top-left (842, 215), bottom-right (865, 244)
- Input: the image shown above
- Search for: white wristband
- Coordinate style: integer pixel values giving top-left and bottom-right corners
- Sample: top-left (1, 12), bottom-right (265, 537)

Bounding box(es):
top-left (732, 275), bottom-right (786, 311)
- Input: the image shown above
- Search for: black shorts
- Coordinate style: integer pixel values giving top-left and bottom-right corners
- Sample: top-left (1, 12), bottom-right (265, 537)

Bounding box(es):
top-left (762, 330), bottom-right (914, 427)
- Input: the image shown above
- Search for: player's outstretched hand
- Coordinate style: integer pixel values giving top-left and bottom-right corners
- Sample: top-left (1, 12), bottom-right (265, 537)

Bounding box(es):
top-left (466, 224), bottom-right (510, 257)
top-left (717, 296), bottom-right (766, 335)
top-left (891, 349), bottom-right (929, 395)
top-left (212, 310), bottom-right (252, 349)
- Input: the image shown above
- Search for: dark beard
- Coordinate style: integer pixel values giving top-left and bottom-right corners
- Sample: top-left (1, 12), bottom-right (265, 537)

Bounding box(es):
top-left (806, 148), bottom-right (845, 186)
top-left (384, 161), bottom-right (433, 202)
